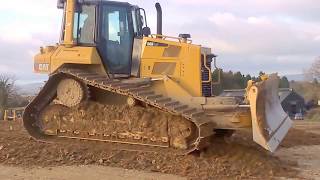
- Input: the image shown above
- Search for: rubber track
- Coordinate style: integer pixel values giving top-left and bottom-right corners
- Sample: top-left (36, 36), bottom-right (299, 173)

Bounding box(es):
top-left (23, 68), bottom-right (215, 154)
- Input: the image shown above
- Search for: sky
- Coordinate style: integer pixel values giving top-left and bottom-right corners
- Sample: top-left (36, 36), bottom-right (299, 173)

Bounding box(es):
top-left (0, 0), bottom-right (319, 84)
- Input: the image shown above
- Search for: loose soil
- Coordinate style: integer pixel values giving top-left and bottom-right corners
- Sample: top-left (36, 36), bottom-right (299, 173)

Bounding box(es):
top-left (0, 165), bottom-right (185, 180)
top-left (0, 120), bottom-right (319, 179)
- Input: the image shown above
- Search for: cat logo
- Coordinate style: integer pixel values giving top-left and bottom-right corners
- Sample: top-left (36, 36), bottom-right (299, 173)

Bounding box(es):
top-left (35, 63), bottom-right (50, 73)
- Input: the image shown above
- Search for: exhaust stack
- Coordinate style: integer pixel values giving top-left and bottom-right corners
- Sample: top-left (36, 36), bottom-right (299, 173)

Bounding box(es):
top-left (155, 3), bottom-right (162, 35)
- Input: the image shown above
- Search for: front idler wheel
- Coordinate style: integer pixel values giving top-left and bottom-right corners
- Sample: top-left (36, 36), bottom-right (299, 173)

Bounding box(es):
top-left (56, 78), bottom-right (87, 107)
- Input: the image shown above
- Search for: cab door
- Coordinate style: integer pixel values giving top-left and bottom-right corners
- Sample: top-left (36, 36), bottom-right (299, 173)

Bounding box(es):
top-left (98, 5), bottom-right (134, 75)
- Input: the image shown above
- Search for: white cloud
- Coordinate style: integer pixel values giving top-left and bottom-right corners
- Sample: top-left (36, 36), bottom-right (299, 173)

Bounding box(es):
top-left (172, 0), bottom-right (320, 19)
top-left (0, 0), bottom-right (319, 81)
top-left (314, 36), bottom-right (320, 41)
top-left (0, 65), bottom-right (13, 73)
top-left (0, 0), bottom-right (62, 82)
top-left (247, 16), bottom-right (272, 25)
top-left (171, 6), bottom-right (320, 75)
top-left (0, 0), bottom-right (58, 18)
top-left (0, 21), bottom-right (58, 45)
top-left (209, 12), bottom-right (236, 26)
top-left (0, 6), bottom-right (61, 63)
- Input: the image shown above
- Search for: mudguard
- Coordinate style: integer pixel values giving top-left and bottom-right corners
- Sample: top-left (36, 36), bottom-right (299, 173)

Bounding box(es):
top-left (247, 74), bottom-right (292, 152)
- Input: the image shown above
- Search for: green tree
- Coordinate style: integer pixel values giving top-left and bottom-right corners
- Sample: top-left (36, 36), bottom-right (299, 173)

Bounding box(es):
top-left (233, 71), bottom-right (245, 89)
top-left (0, 75), bottom-right (15, 120)
top-left (259, 71), bottom-right (265, 76)
top-left (279, 76), bottom-right (290, 88)
top-left (212, 69), bottom-right (223, 95)
top-left (245, 74), bottom-right (252, 82)
top-left (212, 69), bottom-right (254, 95)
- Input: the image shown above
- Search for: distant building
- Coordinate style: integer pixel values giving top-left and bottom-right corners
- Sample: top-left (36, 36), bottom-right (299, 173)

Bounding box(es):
top-left (220, 88), bottom-right (305, 119)
top-left (279, 88), bottom-right (305, 118)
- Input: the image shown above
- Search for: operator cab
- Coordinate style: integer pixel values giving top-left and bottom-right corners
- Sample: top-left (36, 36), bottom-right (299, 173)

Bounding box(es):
top-left (58, 0), bottom-right (150, 76)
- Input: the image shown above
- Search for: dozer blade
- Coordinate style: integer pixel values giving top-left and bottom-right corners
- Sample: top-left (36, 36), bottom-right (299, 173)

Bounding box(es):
top-left (247, 74), bottom-right (292, 152)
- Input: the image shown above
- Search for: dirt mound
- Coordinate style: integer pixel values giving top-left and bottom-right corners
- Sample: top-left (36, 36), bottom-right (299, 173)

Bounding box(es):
top-left (0, 121), bottom-right (302, 179)
top-left (281, 128), bottom-right (320, 148)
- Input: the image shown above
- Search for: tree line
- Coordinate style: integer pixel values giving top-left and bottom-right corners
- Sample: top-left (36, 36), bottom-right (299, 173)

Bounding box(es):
top-left (211, 69), bottom-right (290, 95)
top-left (0, 75), bottom-right (29, 119)
top-left (292, 56), bottom-right (320, 104)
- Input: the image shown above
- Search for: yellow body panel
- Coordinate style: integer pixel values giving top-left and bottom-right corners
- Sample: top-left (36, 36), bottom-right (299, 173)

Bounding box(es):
top-left (34, 45), bottom-right (102, 74)
top-left (140, 37), bottom-right (203, 97)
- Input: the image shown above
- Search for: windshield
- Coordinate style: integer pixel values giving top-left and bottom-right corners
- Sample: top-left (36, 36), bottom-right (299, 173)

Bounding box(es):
top-left (73, 5), bottom-right (96, 44)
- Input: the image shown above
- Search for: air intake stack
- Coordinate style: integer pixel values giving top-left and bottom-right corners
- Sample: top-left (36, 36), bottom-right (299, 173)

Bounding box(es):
top-left (155, 3), bottom-right (162, 36)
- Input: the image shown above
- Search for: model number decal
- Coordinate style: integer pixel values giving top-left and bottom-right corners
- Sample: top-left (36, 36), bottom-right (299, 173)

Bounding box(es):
top-left (146, 41), bottom-right (168, 47)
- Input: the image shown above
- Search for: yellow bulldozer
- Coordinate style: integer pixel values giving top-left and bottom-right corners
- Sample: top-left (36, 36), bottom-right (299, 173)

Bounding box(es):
top-left (23, 0), bottom-right (292, 153)
top-left (4, 108), bottom-right (24, 121)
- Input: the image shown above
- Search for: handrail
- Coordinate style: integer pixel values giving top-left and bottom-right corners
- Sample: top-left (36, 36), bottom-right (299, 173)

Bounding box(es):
top-left (150, 34), bottom-right (192, 43)
top-left (202, 55), bottom-right (212, 83)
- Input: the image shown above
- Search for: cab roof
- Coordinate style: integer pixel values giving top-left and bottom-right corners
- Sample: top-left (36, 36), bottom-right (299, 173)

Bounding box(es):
top-left (57, 0), bottom-right (134, 9)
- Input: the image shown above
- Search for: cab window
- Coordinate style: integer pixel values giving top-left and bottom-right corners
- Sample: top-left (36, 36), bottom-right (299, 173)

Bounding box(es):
top-left (73, 5), bottom-right (95, 44)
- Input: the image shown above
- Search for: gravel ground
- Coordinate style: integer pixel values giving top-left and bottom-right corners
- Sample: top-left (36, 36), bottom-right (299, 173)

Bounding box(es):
top-left (1, 120), bottom-right (320, 179)
top-left (0, 165), bottom-right (185, 180)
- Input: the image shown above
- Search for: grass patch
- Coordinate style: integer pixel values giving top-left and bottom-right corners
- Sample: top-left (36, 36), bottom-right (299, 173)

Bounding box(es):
top-left (305, 107), bottom-right (320, 121)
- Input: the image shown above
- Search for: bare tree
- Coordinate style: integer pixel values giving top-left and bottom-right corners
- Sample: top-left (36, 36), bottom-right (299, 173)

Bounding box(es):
top-left (0, 74), bottom-right (15, 120)
top-left (309, 57), bottom-right (320, 79)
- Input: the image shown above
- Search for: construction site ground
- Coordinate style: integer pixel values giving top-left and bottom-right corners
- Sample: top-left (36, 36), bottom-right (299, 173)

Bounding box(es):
top-left (0, 120), bottom-right (319, 180)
